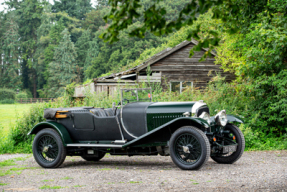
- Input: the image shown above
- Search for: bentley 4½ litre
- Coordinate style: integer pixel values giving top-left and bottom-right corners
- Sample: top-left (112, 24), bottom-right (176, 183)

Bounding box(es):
top-left (28, 88), bottom-right (244, 170)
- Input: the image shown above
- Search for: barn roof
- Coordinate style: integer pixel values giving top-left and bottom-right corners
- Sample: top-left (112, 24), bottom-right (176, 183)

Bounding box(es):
top-left (95, 39), bottom-right (216, 81)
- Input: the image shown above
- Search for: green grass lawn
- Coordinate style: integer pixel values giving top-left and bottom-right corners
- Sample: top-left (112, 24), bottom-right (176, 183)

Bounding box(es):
top-left (0, 104), bottom-right (33, 133)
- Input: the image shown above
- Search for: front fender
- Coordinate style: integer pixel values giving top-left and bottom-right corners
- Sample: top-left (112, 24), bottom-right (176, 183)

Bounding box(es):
top-left (210, 114), bottom-right (244, 125)
top-left (123, 117), bottom-right (209, 148)
top-left (28, 121), bottom-right (73, 146)
top-left (227, 115), bottom-right (244, 124)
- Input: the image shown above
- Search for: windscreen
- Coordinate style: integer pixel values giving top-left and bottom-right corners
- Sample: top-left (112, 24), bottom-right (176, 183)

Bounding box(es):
top-left (121, 88), bottom-right (152, 105)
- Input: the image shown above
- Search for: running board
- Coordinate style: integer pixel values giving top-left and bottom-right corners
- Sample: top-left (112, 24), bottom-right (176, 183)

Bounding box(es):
top-left (66, 144), bottom-right (123, 148)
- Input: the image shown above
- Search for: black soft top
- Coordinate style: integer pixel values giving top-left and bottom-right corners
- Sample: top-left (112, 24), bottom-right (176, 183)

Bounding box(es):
top-left (44, 107), bottom-right (94, 119)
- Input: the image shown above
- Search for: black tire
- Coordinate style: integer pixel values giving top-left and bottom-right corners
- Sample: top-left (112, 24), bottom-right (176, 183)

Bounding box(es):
top-left (81, 151), bottom-right (106, 161)
top-left (32, 128), bottom-right (66, 168)
top-left (170, 126), bottom-right (210, 170)
top-left (211, 124), bottom-right (245, 164)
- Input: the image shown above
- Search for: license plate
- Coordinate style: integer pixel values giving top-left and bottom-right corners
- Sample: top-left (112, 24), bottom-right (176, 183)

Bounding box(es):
top-left (223, 145), bottom-right (237, 153)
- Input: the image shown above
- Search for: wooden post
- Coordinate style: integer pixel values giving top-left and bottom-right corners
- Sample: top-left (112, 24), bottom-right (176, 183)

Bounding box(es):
top-left (21, 98), bottom-right (22, 104)
top-left (41, 98), bottom-right (43, 102)
top-left (31, 98), bottom-right (32, 103)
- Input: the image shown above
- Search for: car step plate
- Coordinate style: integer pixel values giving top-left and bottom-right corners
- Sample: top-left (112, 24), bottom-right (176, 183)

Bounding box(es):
top-left (222, 145), bottom-right (237, 153)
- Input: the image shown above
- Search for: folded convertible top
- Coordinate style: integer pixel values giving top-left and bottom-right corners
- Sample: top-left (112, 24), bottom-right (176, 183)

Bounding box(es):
top-left (44, 107), bottom-right (94, 119)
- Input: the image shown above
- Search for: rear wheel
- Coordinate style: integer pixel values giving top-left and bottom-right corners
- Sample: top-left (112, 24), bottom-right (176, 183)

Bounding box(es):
top-left (81, 151), bottom-right (106, 161)
top-left (211, 124), bottom-right (245, 164)
top-left (170, 126), bottom-right (210, 170)
top-left (32, 128), bottom-right (66, 168)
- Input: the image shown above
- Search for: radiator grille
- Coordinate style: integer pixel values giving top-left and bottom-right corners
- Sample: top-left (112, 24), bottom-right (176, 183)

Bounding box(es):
top-left (147, 113), bottom-right (184, 131)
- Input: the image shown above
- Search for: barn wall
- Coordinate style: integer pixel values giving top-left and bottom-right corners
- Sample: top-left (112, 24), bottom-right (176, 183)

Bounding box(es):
top-left (148, 44), bottom-right (235, 90)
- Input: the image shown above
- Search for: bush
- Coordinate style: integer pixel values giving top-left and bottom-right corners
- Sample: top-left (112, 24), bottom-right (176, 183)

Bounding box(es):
top-left (0, 99), bottom-right (15, 104)
top-left (0, 88), bottom-right (16, 101)
top-left (15, 91), bottom-right (32, 100)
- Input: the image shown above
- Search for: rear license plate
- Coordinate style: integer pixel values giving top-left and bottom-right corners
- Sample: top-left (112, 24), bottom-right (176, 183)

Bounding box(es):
top-left (223, 145), bottom-right (237, 153)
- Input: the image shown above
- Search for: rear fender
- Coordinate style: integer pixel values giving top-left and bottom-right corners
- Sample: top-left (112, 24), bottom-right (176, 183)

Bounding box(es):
top-left (123, 117), bottom-right (209, 148)
top-left (28, 121), bottom-right (73, 146)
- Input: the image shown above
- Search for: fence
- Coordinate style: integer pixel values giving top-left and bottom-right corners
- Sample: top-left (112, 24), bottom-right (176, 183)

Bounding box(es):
top-left (16, 98), bottom-right (56, 104)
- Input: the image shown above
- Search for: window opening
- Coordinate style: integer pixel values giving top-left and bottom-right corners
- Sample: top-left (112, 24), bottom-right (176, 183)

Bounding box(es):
top-left (170, 81), bottom-right (193, 93)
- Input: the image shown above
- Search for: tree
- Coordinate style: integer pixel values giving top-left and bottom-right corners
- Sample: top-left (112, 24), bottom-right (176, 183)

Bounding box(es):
top-left (75, 29), bottom-right (91, 81)
top-left (82, 9), bottom-right (106, 34)
top-left (6, 0), bottom-right (45, 98)
top-left (46, 29), bottom-right (77, 97)
top-left (85, 25), bottom-right (164, 78)
top-left (52, 0), bottom-right (92, 20)
top-left (84, 37), bottom-right (99, 79)
top-left (0, 13), bottom-right (21, 89)
top-left (101, 0), bottom-right (281, 60)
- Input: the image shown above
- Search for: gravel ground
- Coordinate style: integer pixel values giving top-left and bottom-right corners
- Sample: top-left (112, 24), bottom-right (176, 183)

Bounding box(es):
top-left (0, 150), bottom-right (286, 192)
top-left (0, 154), bottom-right (29, 162)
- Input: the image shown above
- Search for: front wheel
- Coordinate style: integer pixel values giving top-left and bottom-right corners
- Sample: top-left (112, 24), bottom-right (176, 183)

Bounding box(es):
top-left (211, 124), bottom-right (245, 164)
top-left (170, 126), bottom-right (210, 170)
top-left (32, 128), bottom-right (66, 168)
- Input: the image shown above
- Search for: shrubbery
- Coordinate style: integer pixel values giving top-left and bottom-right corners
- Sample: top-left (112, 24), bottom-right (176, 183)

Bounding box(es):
top-left (0, 99), bottom-right (15, 104)
top-left (0, 88), bottom-right (16, 101)
top-left (15, 90), bottom-right (32, 100)
top-left (1, 77), bottom-right (286, 154)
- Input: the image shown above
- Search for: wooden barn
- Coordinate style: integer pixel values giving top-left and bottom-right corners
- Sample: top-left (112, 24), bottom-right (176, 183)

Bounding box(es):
top-left (74, 40), bottom-right (235, 97)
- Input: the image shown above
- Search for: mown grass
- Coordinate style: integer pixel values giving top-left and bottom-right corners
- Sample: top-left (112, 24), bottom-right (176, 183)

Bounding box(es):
top-left (0, 104), bottom-right (33, 132)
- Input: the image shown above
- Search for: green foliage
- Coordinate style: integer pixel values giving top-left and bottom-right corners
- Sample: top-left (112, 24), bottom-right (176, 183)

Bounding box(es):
top-left (15, 91), bottom-right (32, 100)
top-left (82, 9), bottom-right (106, 33)
top-left (46, 29), bottom-right (78, 97)
top-left (100, 11), bottom-right (217, 75)
top-left (0, 159), bottom-right (16, 167)
top-left (75, 29), bottom-right (91, 80)
top-left (0, 13), bottom-right (21, 90)
top-left (6, 98), bottom-right (71, 154)
top-left (0, 88), bottom-right (16, 100)
top-left (102, 0), bottom-right (287, 62)
top-left (247, 71), bottom-right (287, 136)
top-left (86, 26), bottom-right (164, 78)
top-left (39, 185), bottom-right (64, 189)
top-left (0, 99), bottom-right (15, 104)
top-left (52, 0), bottom-right (92, 20)
top-left (214, 1), bottom-right (287, 139)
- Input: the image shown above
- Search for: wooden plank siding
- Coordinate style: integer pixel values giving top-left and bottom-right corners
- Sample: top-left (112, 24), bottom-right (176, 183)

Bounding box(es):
top-left (140, 44), bottom-right (235, 90)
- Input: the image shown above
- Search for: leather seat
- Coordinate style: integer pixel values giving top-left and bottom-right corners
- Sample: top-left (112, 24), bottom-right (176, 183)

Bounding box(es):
top-left (90, 108), bottom-right (115, 117)
top-left (104, 108), bottom-right (114, 116)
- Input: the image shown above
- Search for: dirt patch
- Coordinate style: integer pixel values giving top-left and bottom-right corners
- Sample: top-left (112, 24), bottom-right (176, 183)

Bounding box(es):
top-left (0, 151), bottom-right (286, 191)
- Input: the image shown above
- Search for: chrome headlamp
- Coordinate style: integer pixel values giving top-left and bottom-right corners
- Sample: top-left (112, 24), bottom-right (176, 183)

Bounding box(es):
top-left (199, 112), bottom-right (211, 125)
top-left (215, 110), bottom-right (228, 126)
top-left (191, 100), bottom-right (206, 117)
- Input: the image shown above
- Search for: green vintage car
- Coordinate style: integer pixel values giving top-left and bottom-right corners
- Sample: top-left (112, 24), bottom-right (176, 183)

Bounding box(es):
top-left (28, 88), bottom-right (245, 170)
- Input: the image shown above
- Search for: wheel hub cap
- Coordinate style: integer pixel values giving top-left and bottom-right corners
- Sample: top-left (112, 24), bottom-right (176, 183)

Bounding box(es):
top-left (182, 146), bottom-right (190, 153)
top-left (42, 146), bottom-right (49, 153)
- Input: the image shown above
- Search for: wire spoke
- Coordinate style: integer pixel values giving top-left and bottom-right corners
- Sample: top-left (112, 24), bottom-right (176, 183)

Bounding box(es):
top-left (174, 133), bottom-right (202, 165)
top-left (36, 134), bottom-right (59, 163)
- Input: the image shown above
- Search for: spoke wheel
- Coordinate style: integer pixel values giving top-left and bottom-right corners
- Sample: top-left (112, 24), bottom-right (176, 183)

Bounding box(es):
top-left (170, 126), bottom-right (210, 170)
top-left (33, 128), bottom-right (66, 168)
top-left (36, 135), bottom-right (59, 163)
top-left (211, 124), bottom-right (245, 164)
top-left (175, 134), bottom-right (202, 165)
